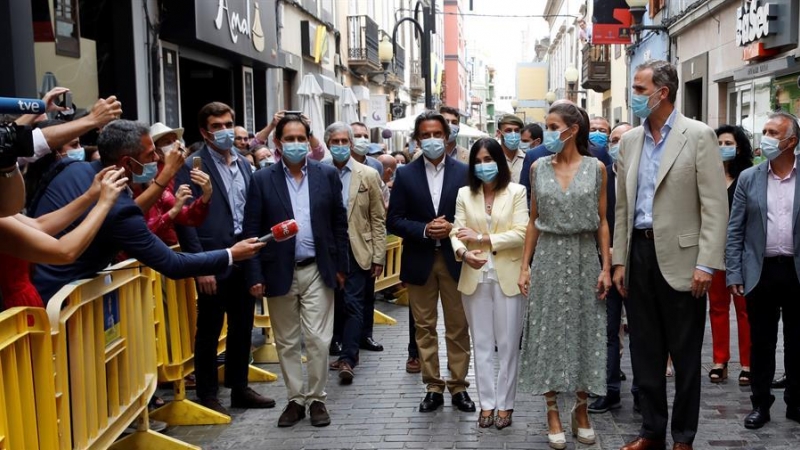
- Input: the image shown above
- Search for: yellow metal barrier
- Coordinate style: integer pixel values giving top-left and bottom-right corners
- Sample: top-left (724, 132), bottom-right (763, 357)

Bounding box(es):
top-left (373, 236), bottom-right (404, 325)
top-left (145, 268), bottom-right (231, 426)
top-left (0, 307), bottom-right (59, 450)
top-left (46, 260), bottom-right (197, 450)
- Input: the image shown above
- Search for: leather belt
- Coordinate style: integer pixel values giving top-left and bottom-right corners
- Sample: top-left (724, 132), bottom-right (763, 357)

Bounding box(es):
top-left (633, 228), bottom-right (655, 240)
top-left (765, 255), bottom-right (794, 265)
top-left (295, 257), bottom-right (316, 268)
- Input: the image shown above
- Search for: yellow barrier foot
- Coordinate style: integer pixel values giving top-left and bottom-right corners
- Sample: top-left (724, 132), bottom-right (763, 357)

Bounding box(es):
top-left (252, 343), bottom-right (280, 363)
top-left (393, 288), bottom-right (409, 306)
top-left (110, 429), bottom-right (200, 450)
top-left (374, 309), bottom-right (397, 325)
top-left (218, 364), bottom-right (279, 383)
top-left (150, 399), bottom-right (232, 426)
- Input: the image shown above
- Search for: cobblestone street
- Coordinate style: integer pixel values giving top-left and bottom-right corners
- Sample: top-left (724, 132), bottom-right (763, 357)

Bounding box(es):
top-left (165, 301), bottom-right (799, 450)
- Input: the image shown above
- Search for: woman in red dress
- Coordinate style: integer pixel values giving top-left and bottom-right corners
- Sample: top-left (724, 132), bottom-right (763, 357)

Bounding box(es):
top-left (0, 167), bottom-right (128, 309)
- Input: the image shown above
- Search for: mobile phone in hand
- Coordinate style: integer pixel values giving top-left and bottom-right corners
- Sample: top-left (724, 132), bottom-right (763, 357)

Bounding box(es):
top-left (192, 156), bottom-right (202, 170)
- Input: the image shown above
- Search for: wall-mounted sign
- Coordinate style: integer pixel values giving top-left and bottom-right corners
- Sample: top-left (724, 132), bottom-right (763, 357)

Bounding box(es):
top-left (735, 0), bottom-right (798, 60)
top-left (194, 0), bottom-right (279, 63)
top-left (733, 56), bottom-right (796, 81)
top-left (366, 94), bottom-right (387, 128)
top-left (592, 0), bottom-right (632, 45)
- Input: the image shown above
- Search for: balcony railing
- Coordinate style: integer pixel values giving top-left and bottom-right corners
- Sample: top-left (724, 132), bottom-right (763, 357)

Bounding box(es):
top-left (581, 44), bottom-right (611, 93)
top-left (347, 15), bottom-right (380, 73)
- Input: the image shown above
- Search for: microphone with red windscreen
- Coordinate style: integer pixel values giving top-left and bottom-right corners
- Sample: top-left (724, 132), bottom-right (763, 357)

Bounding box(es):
top-left (258, 219), bottom-right (299, 243)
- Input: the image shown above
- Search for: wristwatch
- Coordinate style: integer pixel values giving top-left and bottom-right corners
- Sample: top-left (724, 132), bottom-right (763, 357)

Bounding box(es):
top-left (0, 163), bottom-right (19, 178)
top-left (477, 233), bottom-right (483, 245)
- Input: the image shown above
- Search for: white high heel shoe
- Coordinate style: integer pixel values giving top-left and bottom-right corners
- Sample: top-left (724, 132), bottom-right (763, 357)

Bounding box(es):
top-left (571, 396), bottom-right (596, 445)
top-left (545, 394), bottom-right (566, 450)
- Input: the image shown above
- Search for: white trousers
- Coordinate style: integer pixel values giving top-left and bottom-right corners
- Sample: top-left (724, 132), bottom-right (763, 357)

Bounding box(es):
top-left (461, 280), bottom-right (527, 411)
top-left (268, 264), bottom-right (334, 405)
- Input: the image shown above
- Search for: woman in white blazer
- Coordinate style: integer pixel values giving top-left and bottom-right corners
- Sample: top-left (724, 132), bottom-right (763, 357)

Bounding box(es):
top-left (450, 138), bottom-right (529, 429)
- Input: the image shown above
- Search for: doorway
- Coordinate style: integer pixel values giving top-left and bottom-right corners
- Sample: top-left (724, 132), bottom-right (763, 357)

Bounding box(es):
top-left (684, 78), bottom-right (704, 122)
top-left (179, 57), bottom-right (233, 145)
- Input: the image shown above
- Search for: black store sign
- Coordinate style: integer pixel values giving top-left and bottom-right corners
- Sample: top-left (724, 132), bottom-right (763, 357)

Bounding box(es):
top-left (194, 0), bottom-right (279, 63)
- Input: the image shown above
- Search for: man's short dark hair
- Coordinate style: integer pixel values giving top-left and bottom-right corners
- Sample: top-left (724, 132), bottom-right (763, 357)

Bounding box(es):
top-left (636, 60), bottom-right (679, 104)
top-left (197, 102), bottom-right (235, 130)
top-left (97, 120), bottom-right (150, 166)
top-left (522, 123), bottom-right (543, 142)
top-left (439, 106), bottom-right (460, 118)
top-left (275, 113), bottom-right (310, 140)
top-left (412, 110), bottom-right (450, 141)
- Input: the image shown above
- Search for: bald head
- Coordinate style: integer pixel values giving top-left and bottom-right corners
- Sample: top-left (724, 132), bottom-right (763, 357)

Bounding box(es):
top-left (377, 154), bottom-right (397, 183)
top-left (234, 126), bottom-right (250, 151)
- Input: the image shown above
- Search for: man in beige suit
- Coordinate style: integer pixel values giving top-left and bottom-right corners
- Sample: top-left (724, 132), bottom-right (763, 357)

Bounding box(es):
top-left (325, 122), bottom-right (386, 384)
top-left (612, 60), bottom-right (728, 450)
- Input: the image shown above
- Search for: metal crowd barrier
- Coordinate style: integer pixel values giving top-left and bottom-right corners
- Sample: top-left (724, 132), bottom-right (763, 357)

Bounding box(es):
top-left (373, 236), bottom-right (404, 325)
top-left (0, 307), bottom-right (59, 450)
top-left (46, 259), bottom-right (197, 449)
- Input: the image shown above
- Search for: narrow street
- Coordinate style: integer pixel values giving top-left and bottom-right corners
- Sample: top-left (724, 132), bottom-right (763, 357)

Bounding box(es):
top-left (166, 302), bottom-right (798, 450)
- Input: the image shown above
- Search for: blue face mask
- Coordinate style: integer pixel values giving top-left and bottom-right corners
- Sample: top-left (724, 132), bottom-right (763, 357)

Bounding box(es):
top-left (420, 138), bottom-right (445, 160)
top-left (543, 129), bottom-right (571, 154)
top-left (353, 137), bottom-right (370, 156)
top-left (519, 141), bottom-right (532, 151)
top-left (474, 162), bottom-right (499, 183)
top-left (66, 147), bottom-right (85, 161)
top-left (209, 128), bottom-right (235, 151)
top-left (589, 131), bottom-right (608, 147)
top-left (282, 142), bottom-right (309, 164)
top-left (631, 89), bottom-right (663, 119)
top-left (760, 136), bottom-right (791, 161)
top-left (448, 124), bottom-right (460, 143)
top-left (503, 132), bottom-right (521, 150)
top-left (719, 146), bottom-right (737, 162)
top-left (330, 144), bottom-right (351, 163)
top-left (130, 157), bottom-right (159, 183)
top-left (608, 144), bottom-right (620, 162)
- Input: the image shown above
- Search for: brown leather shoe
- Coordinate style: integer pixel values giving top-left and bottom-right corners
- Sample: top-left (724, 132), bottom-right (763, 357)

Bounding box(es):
top-left (620, 437), bottom-right (667, 450)
top-left (339, 361), bottom-right (354, 384)
top-left (309, 401), bottom-right (331, 427)
top-left (673, 444), bottom-right (693, 450)
top-left (329, 359), bottom-right (343, 370)
top-left (277, 401), bottom-right (306, 427)
top-left (230, 387), bottom-right (276, 409)
top-left (406, 357), bottom-right (421, 373)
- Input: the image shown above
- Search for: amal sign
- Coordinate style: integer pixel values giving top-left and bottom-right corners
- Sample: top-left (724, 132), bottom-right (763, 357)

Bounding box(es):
top-left (213, 0), bottom-right (266, 52)
top-left (193, 0), bottom-right (279, 63)
top-left (736, 0), bottom-right (776, 47)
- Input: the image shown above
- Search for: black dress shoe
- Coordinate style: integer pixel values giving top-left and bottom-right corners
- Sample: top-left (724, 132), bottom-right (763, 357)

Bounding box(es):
top-left (230, 387), bottom-right (276, 409)
top-left (360, 337), bottom-right (384, 351)
top-left (588, 395), bottom-right (621, 414)
top-left (744, 395), bottom-right (774, 429)
top-left (418, 392), bottom-right (444, 412)
top-left (786, 405), bottom-right (800, 424)
top-left (329, 341), bottom-right (342, 356)
top-left (451, 391), bottom-right (476, 412)
top-left (772, 374), bottom-right (787, 389)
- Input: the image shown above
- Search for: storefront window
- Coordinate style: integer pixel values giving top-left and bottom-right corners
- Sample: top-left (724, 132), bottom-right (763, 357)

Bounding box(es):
top-left (727, 76), bottom-right (772, 151)
top-left (773, 73), bottom-right (800, 116)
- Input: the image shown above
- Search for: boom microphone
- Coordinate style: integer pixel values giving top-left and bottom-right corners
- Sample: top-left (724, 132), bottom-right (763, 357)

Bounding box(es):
top-left (0, 97), bottom-right (47, 115)
top-left (258, 219), bottom-right (299, 243)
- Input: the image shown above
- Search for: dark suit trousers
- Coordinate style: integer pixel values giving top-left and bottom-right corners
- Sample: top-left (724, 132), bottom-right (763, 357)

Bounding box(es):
top-left (605, 286), bottom-right (639, 396)
top-left (361, 276), bottom-right (376, 340)
top-left (194, 268), bottom-right (255, 400)
top-left (627, 235), bottom-right (705, 444)
top-left (333, 250), bottom-right (369, 367)
top-left (745, 256), bottom-right (800, 409)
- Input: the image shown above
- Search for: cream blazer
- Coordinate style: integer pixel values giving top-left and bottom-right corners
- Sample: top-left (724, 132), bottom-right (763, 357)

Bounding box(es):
top-left (612, 112), bottom-right (728, 291)
top-left (346, 160), bottom-right (387, 270)
top-left (450, 182), bottom-right (529, 296)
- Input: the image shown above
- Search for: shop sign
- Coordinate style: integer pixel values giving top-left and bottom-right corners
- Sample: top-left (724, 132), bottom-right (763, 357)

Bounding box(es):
top-left (734, 0), bottom-right (798, 60)
top-left (365, 95), bottom-right (387, 128)
top-left (195, 0), bottom-right (278, 61)
top-left (733, 56), bottom-right (795, 81)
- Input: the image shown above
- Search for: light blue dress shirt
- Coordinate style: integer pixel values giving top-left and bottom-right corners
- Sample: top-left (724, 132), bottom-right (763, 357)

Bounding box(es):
top-left (208, 147), bottom-right (247, 234)
top-left (634, 109), bottom-right (677, 229)
top-left (337, 158), bottom-right (354, 208)
top-left (283, 162), bottom-right (316, 260)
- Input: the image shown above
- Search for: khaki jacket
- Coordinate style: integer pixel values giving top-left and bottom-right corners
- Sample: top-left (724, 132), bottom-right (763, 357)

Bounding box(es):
top-left (450, 183), bottom-right (529, 296)
top-left (612, 112), bottom-right (728, 291)
top-left (346, 160), bottom-right (387, 270)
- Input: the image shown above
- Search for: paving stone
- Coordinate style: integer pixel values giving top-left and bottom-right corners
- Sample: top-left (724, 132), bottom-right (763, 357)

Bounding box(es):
top-left (162, 301), bottom-right (796, 449)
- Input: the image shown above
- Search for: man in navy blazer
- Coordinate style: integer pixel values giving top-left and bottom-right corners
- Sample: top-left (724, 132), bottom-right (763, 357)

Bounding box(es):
top-left (387, 110), bottom-right (475, 414)
top-left (243, 114), bottom-right (348, 428)
top-left (32, 120), bottom-right (263, 302)
top-left (726, 112), bottom-right (800, 430)
top-left (174, 102), bottom-right (274, 415)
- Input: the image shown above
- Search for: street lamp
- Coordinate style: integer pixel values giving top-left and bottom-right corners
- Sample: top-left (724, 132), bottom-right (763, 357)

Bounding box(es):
top-left (565, 66), bottom-right (580, 103)
top-left (510, 99), bottom-right (518, 112)
top-left (625, 0), bottom-right (668, 43)
top-left (545, 91), bottom-right (557, 104)
top-left (378, 35), bottom-right (394, 84)
top-left (389, 0), bottom-right (436, 110)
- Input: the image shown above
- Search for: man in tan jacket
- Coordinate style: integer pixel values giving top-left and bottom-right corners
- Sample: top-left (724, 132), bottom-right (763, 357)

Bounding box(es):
top-left (325, 122), bottom-right (386, 384)
top-left (612, 60), bottom-right (728, 450)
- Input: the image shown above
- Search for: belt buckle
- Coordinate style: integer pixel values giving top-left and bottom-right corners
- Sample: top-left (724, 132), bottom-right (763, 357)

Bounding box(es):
top-left (644, 229), bottom-right (654, 239)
